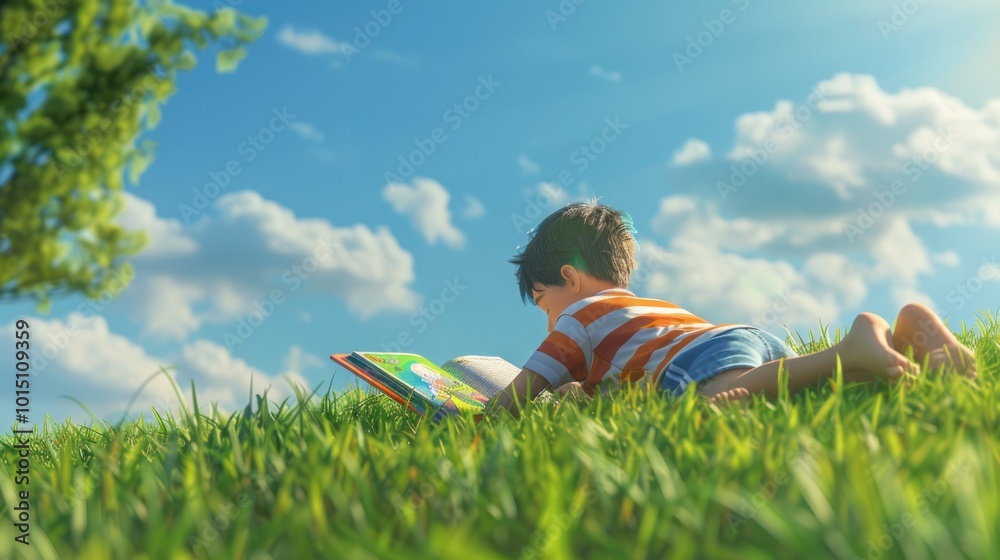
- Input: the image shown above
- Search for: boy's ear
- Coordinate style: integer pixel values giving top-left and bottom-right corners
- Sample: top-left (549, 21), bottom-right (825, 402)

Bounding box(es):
top-left (560, 264), bottom-right (581, 292)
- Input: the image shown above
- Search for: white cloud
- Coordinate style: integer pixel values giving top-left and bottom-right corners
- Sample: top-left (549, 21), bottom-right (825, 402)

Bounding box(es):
top-left (462, 194), bottom-right (485, 219)
top-left (670, 138), bottom-right (711, 167)
top-left (179, 340), bottom-right (308, 408)
top-left (976, 260), bottom-right (1000, 283)
top-left (517, 154), bottom-right (540, 175)
top-left (590, 65), bottom-right (622, 82)
top-left (642, 191), bottom-right (965, 329)
top-left (805, 136), bottom-right (866, 198)
top-left (382, 178), bottom-right (465, 248)
top-left (525, 182), bottom-right (593, 209)
top-left (726, 72), bottom-right (1000, 201)
top-left (281, 344), bottom-right (325, 378)
top-left (642, 196), bottom-right (868, 330)
top-left (866, 217), bottom-right (933, 284)
top-left (309, 147), bottom-right (338, 162)
top-left (119, 191), bottom-right (420, 340)
top-left (289, 121), bottom-right (325, 143)
top-left (533, 182), bottom-right (568, 207)
top-left (128, 275), bottom-right (203, 340)
top-left (511, 183), bottom-right (597, 236)
top-left (277, 25), bottom-right (352, 56)
top-left (652, 195), bottom-right (842, 255)
top-left (656, 72), bottom-right (1000, 326)
top-left (802, 253), bottom-right (869, 307)
top-left (370, 50), bottom-right (416, 66)
top-left (639, 240), bottom-right (855, 332)
top-left (933, 251), bottom-right (961, 267)
top-left (120, 193), bottom-right (197, 258)
top-left (0, 314), bottom-right (306, 422)
top-left (867, 217), bottom-right (934, 307)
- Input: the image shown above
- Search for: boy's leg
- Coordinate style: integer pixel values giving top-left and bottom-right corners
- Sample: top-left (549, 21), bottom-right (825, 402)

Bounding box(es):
top-left (892, 303), bottom-right (977, 378)
top-left (707, 313), bottom-right (919, 398)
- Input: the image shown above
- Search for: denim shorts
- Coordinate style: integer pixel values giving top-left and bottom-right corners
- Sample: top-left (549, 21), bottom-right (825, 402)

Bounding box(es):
top-left (659, 327), bottom-right (798, 395)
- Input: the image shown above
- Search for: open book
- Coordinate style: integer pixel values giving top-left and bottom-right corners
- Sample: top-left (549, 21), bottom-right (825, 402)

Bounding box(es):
top-left (330, 352), bottom-right (521, 420)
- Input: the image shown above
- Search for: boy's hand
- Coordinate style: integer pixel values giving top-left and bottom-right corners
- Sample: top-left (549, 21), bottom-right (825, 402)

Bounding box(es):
top-left (554, 382), bottom-right (589, 400)
top-left (488, 368), bottom-right (551, 419)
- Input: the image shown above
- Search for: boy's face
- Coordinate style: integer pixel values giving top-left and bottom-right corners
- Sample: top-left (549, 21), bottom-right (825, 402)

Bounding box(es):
top-left (531, 282), bottom-right (583, 332)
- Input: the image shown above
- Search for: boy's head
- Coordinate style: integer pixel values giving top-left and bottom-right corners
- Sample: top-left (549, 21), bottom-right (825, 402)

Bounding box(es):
top-left (511, 202), bottom-right (638, 329)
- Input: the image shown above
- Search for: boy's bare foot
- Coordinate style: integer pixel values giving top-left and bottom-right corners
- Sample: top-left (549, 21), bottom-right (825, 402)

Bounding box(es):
top-left (841, 313), bottom-right (921, 380)
top-left (707, 387), bottom-right (751, 405)
top-left (892, 303), bottom-right (977, 378)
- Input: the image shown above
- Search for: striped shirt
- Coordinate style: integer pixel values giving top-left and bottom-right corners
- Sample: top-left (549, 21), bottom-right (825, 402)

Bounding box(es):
top-left (523, 288), bottom-right (746, 394)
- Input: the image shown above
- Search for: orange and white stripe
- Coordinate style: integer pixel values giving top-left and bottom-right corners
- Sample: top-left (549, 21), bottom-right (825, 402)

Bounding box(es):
top-left (523, 288), bottom-right (745, 394)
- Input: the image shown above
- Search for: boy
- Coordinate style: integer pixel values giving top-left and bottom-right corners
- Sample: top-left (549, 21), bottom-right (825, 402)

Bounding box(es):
top-left (489, 202), bottom-right (977, 417)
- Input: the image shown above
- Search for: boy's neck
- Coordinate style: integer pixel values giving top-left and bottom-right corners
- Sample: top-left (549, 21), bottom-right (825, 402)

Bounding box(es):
top-left (577, 277), bottom-right (623, 299)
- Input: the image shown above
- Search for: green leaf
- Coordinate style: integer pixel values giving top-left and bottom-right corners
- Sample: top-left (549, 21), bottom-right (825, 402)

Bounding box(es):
top-left (145, 103), bottom-right (161, 128)
top-left (176, 50), bottom-right (197, 70)
top-left (216, 47), bottom-right (246, 73)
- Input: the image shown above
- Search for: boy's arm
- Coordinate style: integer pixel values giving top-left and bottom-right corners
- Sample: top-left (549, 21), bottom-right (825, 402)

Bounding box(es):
top-left (554, 382), bottom-right (589, 399)
top-left (487, 368), bottom-right (551, 419)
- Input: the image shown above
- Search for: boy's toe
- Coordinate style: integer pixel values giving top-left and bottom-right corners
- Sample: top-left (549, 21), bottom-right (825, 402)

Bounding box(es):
top-left (709, 388), bottom-right (751, 405)
top-left (885, 351), bottom-right (920, 380)
top-left (884, 364), bottom-right (905, 379)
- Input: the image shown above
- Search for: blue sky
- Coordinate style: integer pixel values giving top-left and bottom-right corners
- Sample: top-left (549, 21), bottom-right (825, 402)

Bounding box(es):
top-left (4, 0), bottom-right (1000, 424)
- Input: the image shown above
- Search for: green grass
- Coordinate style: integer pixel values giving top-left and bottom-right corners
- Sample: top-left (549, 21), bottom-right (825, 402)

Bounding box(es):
top-left (3, 313), bottom-right (1000, 559)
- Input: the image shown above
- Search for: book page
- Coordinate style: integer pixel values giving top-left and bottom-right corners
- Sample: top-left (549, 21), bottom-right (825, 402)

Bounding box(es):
top-left (440, 356), bottom-right (521, 399)
top-left (355, 352), bottom-right (489, 413)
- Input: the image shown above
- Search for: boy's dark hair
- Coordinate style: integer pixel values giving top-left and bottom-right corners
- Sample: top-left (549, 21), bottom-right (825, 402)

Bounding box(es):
top-left (510, 201), bottom-right (638, 305)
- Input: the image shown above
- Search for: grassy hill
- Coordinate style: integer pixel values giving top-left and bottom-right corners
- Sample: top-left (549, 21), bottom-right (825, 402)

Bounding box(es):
top-left (2, 314), bottom-right (999, 559)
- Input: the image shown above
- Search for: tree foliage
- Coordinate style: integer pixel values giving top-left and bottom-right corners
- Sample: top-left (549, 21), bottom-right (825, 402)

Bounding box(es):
top-left (0, 0), bottom-right (266, 309)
